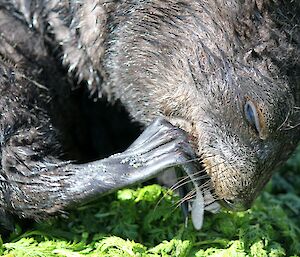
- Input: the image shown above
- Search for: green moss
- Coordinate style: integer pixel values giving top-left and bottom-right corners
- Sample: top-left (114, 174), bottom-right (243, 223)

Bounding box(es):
top-left (1, 147), bottom-right (300, 257)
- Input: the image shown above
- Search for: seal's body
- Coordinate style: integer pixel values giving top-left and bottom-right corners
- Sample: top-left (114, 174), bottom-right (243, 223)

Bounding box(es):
top-left (0, 0), bottom-right (299, 224)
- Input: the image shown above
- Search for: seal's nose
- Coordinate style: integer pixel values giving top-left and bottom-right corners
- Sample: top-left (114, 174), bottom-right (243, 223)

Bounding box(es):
top-left (221, 199), bottom-right (252, 211)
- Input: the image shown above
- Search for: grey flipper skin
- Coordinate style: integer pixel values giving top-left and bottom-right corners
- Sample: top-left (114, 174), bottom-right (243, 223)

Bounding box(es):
top-left (64, 117), bottom-right (196, 208)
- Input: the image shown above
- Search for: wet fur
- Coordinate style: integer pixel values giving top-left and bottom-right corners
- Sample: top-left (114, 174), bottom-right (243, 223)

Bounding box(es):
top-left (0, 0), bottom-right (299, 220)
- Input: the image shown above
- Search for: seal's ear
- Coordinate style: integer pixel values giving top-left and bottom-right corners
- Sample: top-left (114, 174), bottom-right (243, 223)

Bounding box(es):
top-left (0, 209), bottom-right (15, 232)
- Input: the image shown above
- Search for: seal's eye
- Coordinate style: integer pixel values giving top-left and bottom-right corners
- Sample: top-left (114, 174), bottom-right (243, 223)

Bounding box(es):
top-left (244, 100), bottom-right (261, 135)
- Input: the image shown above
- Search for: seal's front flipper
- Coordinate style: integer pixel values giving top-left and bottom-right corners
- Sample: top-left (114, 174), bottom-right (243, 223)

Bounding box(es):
top-left (1, 117), bottom-right (197, 220)
top-left (66, 118), bottom-right (198, 206)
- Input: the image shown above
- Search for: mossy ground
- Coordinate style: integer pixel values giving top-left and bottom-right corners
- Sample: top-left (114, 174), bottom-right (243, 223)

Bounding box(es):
top-left (1, 147), bottom-right (299, 257)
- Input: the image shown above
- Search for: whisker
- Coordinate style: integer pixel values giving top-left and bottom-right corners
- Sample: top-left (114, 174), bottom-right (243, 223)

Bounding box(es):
top-left (282, 122), bottom-right (300, 130)
top-left (187, 160), bottom-right (226, 180)
top-left (199, 180), bottom-right (212, 189)
top-left (175, 180), bottom-right (212, 207)
top-left (179, 188), bottom-right (197, 203)
top-left (170, 173), bottom-right (208, 192)
top-left (277, 110), bottom-right (290, 131)
top-left (153, 171), bottom-right (204, 213)
top-left (167, 159), bottom-right (227, 209)
top-left (153, 163), bottom-right (205, 212)
top-left (170, 153), bottom-right (218, 181)
top-left (155, 154), bottom-right (231, 216)
top-left (166, 158), bottom-right (216, 190)
top-left (153, 187), bottom-right (174, 212)
top-left (174, 189), bottom-right (197, 209)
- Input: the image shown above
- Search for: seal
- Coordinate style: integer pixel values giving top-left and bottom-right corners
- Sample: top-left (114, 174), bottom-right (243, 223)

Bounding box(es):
top-left (0, 0), bottom-right (299, 228)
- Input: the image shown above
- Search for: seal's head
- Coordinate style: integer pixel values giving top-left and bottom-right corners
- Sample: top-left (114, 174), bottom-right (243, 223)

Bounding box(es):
top-left (104, 0), bottom-right (300, 210)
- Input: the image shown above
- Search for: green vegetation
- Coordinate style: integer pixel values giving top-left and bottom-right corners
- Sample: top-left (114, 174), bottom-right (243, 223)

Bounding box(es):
top-left (1, 147), bottom-right (299, 257)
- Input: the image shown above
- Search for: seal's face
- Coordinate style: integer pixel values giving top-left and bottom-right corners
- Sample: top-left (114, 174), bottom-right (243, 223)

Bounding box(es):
top-left (105, 0), bottom-right (300, 211)
top-left (160, 58), bottom-right (300, 211)
top-left (189, 73), bottom-right (299, 210)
